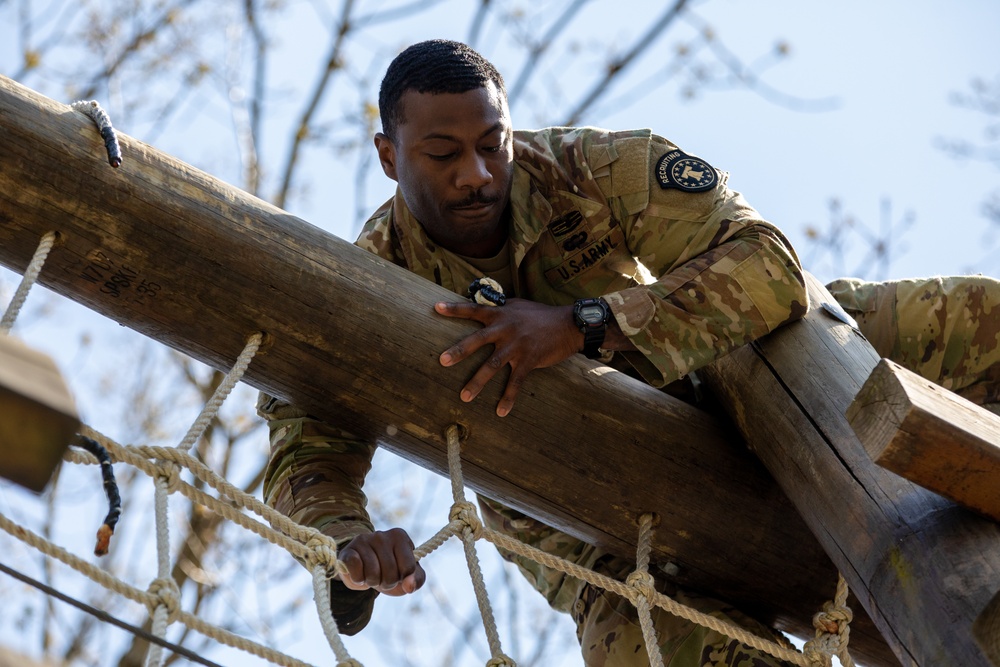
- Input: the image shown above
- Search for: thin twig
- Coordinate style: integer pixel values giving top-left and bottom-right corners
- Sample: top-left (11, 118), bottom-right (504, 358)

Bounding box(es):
top-left (274, 0), bottom-right (356, 209)
top-left (562, 0), bottom-right (689, 125)
top-left (507, 0), bottom-right (589, 107)
top-left (466, 0), bottom-right (491, 49)
top-left (80, 0), bottom-right (199, 100)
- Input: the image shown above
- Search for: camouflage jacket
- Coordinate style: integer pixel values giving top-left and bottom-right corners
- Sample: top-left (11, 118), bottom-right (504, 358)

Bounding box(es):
top-left (261, 127), bottom-right (807, 614)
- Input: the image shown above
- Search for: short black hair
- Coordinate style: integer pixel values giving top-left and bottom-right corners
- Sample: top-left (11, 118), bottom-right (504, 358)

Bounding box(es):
top-left (378, 39), bottom-right (506, 140)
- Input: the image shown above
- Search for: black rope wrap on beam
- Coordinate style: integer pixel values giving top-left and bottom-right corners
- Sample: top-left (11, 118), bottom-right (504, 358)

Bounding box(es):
top-left (74, 435), bottom-right (122, 556)
top-left (467, 277), bottom-right (506, 306)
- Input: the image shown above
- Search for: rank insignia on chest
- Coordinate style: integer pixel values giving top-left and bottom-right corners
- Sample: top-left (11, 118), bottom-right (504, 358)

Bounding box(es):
top-left (655, 150), bottom-right (718, 192)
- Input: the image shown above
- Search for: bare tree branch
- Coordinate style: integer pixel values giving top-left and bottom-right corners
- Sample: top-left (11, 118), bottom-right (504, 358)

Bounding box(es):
top-left (691, 18), bottom-right (840, 112)
top-left (506, 0), bottom-right (590, 107)
top-left (562, 0), bottom-right (689, 125)
top-left (354, 0), bottom-right (449, 29)
top-left (466, 0), bottom-right (491, 49)
top-left (274, 0), bottom-right (356, 209)
top-left (79, 0), bottom-right (199, 101)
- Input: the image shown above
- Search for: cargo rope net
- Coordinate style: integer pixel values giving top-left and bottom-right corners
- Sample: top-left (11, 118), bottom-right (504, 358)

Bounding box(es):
top-left (0, 227), bottom-right (857, 667)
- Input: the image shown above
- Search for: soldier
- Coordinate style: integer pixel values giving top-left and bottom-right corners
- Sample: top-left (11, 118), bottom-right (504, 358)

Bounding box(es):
top-left (260, 39), bottom-right (1000, 666)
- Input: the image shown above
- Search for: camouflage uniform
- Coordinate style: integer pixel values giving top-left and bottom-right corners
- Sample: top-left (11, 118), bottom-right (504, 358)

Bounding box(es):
top-left (827, 276), bottom-right (1000, 416)
top-left (259, 126), bottom-right (999, 665)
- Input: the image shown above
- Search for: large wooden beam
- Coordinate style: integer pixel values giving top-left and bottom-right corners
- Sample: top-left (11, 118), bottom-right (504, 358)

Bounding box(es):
top-left (848, 358), bottom-right (1000, 523)
top-left (0, 75), bottom-right (895, 664)
top-left (701, 276), bottom-right (1000, 667)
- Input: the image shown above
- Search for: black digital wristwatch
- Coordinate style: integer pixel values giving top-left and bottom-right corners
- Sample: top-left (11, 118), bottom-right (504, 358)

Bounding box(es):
top-left (573, 297), bottom-right (611, 359)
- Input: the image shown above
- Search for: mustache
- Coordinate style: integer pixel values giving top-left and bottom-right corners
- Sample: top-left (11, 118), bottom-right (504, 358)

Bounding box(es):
top-left (450, 191), bottom-right (502, 209)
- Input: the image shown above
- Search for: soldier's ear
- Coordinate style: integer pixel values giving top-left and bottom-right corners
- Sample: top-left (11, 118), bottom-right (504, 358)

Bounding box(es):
top-left (374, 133), bottom-right (398, 182)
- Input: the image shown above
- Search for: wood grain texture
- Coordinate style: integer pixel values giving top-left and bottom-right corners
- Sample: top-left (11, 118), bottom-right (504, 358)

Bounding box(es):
top-left (0, 75), bottom-right (895, 662)
top-left (975, 589), bottom-right (1000, 665)
top-left (848, 358), bottom-right (1000, 523)
top-left (701, 275), bottom-right (1000, 667)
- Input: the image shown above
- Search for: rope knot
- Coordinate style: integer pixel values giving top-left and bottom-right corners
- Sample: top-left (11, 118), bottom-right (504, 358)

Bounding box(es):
top-left (449, 500), bottom-right (483, 539)
top-left (625, 570), bottom-right (657, 603)
top-left (486, 654), bottom-right (517, 667)
top-left (146, 577), bottom-right (181, 622)
top-left (305, 534), bottom-right (342, 575)
top-left (156, 461), bottom-right (182, 493)
top-left (812, 601), bottom-right (853, 635)
top-left (804, 601), bottom-right (853, 667)
top-left (802, 635), bottom-right (837, 667)
top-left (335, 660), bottom-right (363, 667)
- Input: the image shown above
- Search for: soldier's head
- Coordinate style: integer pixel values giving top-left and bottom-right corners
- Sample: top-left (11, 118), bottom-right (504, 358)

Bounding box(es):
top-left (375, 40), bottom-right (514, 258)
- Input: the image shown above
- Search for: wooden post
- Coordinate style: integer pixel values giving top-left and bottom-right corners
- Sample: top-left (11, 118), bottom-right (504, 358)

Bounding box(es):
top-left (0, 74), bottom-right (903, 663)
top-left (848, 358), bottom-right (1000, 523)
top-left (701, 275), bottom-right (1000, 667)
top-left (0, 334), bottom-right (79, 491)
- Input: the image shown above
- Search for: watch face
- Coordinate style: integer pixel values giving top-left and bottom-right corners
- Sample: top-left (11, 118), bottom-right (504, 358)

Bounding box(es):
top-left (580, 304), bottom-right (605, 324)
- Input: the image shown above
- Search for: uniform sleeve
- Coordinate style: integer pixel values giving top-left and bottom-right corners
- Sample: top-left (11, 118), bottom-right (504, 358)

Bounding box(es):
top-left (827, 275), bottom-right (1000, 410)
top-left (601, 136), bottom-right (808, 387)
top-left (258, 393), bottom-right (375, 550)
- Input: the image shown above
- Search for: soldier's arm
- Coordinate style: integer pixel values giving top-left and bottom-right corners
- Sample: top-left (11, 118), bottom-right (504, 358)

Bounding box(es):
top-left (258, 393), bottom-right (423, 634)
top-left (603, 138), bottom-right (808, 388)
top-left (827, 275), bottom-right (1000, 410)
top-left (607, 221), bottom-right (807, 387)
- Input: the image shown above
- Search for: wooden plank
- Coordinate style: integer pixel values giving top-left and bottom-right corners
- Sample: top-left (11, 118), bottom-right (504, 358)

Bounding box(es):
top-left (701, 274), bottom-right (1000, 667)
top-left (0, 74), bottom-right (896, 663)
top-left (848, 358), bottom-right (1000, 523)
top-left (0, 334), bottom-right (79, 492)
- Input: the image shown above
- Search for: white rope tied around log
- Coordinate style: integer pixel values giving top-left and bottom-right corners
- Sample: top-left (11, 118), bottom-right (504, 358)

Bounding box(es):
top-left (445, 424), bottom-right (516, 667)
top-left (1, 230), bottom-right (57, 334)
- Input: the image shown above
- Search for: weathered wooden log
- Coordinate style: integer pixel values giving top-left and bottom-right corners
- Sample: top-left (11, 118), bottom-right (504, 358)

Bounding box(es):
top-left (848, 358), bottom-right (1000, 523)
top-left (0, 74), bottom-right (895, 663)
top-left (701, 275), bottom-right (1000, 667)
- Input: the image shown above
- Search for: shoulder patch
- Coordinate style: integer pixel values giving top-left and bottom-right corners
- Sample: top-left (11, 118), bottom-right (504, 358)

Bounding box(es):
top-left (655, 150), bottom-right (718, 192)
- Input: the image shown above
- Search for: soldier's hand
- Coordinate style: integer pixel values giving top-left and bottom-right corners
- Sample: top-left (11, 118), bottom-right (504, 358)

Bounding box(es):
top-left (338, 528), bottom-right (425, 596)
top-left (435, 298), bottom-right (583, 417)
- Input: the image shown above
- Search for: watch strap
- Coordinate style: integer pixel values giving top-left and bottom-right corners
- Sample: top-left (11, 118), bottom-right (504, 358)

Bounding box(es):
top-left (581, 324), bottom-right (605, 359)
top-left (574, 297), bottom-right (610, 359)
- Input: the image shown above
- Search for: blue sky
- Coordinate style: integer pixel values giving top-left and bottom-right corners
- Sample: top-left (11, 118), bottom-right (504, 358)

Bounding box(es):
top-left (242, 0), bottom-right (1000, 283)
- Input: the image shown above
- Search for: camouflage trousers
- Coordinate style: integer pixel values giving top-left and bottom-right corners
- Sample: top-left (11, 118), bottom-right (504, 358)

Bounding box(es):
top-left (573, 577), bottom-right (796, 666)
top-left (569, 275), bottom-right (1000, 666)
